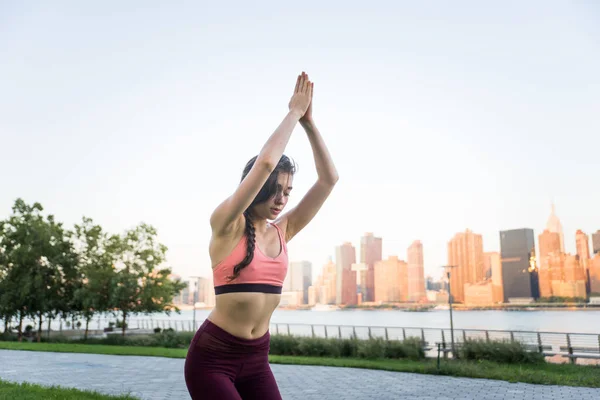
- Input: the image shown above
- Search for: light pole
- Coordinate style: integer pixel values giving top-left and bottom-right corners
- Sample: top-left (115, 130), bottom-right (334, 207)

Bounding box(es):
top-left (442, 265), bottom-right (457, 358)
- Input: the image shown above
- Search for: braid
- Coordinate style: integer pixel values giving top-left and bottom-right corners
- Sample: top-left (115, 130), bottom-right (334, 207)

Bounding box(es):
top-left (227, 210), bottom-right (256, 281)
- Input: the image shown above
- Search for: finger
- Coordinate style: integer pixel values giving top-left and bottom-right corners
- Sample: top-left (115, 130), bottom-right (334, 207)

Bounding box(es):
top-left (299, 72), bottom-right (306, 92)
top-left (303, 74), bottom-right (310, 93)
top-left (311, 82), bottom-right (314, 99)
top-left (294, 75), bottom-right (301, 93)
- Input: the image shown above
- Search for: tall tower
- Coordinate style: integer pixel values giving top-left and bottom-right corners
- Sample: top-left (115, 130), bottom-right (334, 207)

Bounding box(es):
top-left (538, 229), bottom-right (562, 298)
top-left (546, 203), bottom-right (565, 253)
top-left (447, 230), bottom-right (485, 303)
top-left (407, 240), bottom-right (425, 302)
top-left (360, 233), bottom-right (382, 302)
top-left (335, 242), bottom-right (356, 305)
top-left (592, 230), bottom-right (600, 255)
top-left (575, 230), bottom-right (591, 268)
top-left (500, 228), bottom-right (539, 302)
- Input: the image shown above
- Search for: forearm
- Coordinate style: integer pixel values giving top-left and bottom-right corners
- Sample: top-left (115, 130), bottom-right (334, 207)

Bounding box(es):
top-left (257, 110), bottom-right (302, 169)
top-left (300, 120), bottom-right (339, 185)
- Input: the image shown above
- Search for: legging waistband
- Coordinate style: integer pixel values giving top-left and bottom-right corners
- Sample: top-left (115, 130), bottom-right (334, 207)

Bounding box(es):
top-left (199, 319), bottom-right (271, 348)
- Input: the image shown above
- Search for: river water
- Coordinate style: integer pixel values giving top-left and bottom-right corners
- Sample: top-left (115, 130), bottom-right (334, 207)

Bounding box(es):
top-left (128, 309), bottom-right (600, 334)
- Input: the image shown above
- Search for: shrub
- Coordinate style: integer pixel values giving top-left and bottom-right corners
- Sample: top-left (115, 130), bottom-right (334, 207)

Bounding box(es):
top-left (458, 339), bottom-right (545, 364)
top-left (384, 337), bottom-right (425, 361)
top-left (268, 334), bottom-right (425, 360)
top-left (357, 338), bottom-right (386, 359)
top-left (269, 334), bottom-right (301, 356)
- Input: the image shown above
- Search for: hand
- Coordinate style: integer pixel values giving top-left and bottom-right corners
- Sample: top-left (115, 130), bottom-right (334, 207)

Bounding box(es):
top-left (300, 80), bottom-right (314, 124)
top-left (288, 72), bottom-right (312, 118)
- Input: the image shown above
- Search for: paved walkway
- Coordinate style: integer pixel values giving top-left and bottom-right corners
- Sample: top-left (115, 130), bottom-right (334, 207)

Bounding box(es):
top-left (1, 350), bottom-right (599, 399)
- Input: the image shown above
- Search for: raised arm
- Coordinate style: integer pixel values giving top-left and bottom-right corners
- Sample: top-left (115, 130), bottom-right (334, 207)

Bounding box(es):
top-left (210, 73), bottom-right (313, 236)
top-left (278, 83), bottom-right (339, 242)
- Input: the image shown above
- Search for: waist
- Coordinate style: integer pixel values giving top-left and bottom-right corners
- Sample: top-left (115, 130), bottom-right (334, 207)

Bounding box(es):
top-left (199, 318), bottom-right (271, 349)
top-left (209, 293), bottom-right (280, 339)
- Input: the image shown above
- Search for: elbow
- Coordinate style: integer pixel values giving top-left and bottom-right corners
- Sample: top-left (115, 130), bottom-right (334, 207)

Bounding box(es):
top-left (255, 157), bottom-right (277, 174)
top-left (321, 172), bottom-right (339, 188)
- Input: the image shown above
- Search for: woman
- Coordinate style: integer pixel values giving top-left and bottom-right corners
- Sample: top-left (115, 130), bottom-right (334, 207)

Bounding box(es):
top-left (184, 72), bottom-right (339, 399)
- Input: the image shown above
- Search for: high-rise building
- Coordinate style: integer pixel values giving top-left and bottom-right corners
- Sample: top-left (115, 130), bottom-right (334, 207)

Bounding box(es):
top-left (315, 257), bottom-right (337, 304)
top-left (336, 243), bottom-right (356, 305)
top-left (575, 230), bottom-right (591, 269)
top-left (407, 240), bottom-right (426, 302)
top-left (284, 261), bottom-right (313, 304)
top-left (589, 254), bottom-right (600, 294)
top-left (500, 228), bottom-right (539, 302)
top-left (374, 256), bottom-right (408, 303)
top-left (351, 262), bottom-right (368, 301)
top-left (447, 229), bottom-right (485, 303)
top-left (546, 203), bottom-right (565, 253)
top-left (484, 252), bottom-right (503, 303)
top-left (361, 233), bottom-right (382, 302)
top-left (538, 230), bottom-right (562, 298)
top-left (593, 230), bottom-right (600, 255)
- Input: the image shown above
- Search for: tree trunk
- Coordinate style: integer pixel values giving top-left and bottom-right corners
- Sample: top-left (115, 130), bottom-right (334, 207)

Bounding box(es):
top-left (71, 315), bottom-right (75, 330)
top-left (121, 311), bottom-right (127, 337)
top-left (47, 317), bottom-right (52, 340)
top-left (3, 316), bottom-right (9, 335)
top-left (37, 312), bottom-right (43, 343)
top-left (17, 311), bottom-right (24, 342)
top-left (84, 316), bottom-right (91, 340)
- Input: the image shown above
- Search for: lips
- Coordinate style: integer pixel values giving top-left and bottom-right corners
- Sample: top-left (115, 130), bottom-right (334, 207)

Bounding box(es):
top-left (271, 208), bottom-right (282, 215)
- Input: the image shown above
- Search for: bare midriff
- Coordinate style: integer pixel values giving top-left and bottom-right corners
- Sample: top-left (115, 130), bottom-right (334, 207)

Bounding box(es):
top-left (207, 292), bottom-right (281, 339)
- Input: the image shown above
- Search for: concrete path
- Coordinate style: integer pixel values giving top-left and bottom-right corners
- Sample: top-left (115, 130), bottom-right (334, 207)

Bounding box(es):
top-left (0, 350), bottom-right (599, 399)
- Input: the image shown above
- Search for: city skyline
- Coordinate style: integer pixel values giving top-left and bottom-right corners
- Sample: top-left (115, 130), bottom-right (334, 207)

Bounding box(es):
top-left (177, 204), bottom-right (600, 307)
top-left (175, 203), bottom-right (598, 285)
top-left (1, 2), bottom-right (599, 283)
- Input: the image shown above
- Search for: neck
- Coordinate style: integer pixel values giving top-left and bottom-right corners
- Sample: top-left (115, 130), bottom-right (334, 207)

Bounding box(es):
top-left (252, 217), bottom-right (269, 233)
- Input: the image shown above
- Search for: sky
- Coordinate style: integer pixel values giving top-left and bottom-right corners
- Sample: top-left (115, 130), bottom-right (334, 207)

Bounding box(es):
top-left (1, 1), bottom-right (599, 282)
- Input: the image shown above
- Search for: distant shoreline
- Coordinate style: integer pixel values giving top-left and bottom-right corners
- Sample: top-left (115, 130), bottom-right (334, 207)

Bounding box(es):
top-left (175, 304), bottom-right (600, 312)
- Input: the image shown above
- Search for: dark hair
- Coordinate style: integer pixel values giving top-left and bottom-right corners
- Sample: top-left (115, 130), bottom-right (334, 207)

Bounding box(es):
top-left (227, 154), bottom-right (296, 281)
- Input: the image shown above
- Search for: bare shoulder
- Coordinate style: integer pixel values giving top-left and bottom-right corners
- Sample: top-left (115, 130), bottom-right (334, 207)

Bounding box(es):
top-left (209, 214), bottom-right (246, 269)
top-left (272, 216), bottom-right (291, 242)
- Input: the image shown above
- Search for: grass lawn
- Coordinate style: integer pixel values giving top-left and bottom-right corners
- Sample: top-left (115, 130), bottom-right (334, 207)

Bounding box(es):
top-left (1, 341), bottom-right (599, 388)
top-left (0, 379), bottom-right (137, 400)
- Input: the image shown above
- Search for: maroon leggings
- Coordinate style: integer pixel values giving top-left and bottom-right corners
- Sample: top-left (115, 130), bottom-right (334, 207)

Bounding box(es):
top-left (184, 319), bottom-right (282, 400)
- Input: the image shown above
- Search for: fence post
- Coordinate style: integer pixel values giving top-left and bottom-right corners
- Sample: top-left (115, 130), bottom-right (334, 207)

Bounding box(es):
top-left (368, 327), bottom-right (372, 339)
top-left (402, 328), bottom-right (406, 340)
top-left (276, 324), bottom-right (279, 335)
top-left (510, 331), bottom-right (514, 342)
top-left (311, 325), bottom-right (315, 338)
top-left (287, 324), bottom-right (290, 335)
top-left (353, 326), bottom-right (356, 339)
top-left (441, 330), bottom-right (447, 360)
top-left (485, 330), bottom-right (490, 343)
top-left (421, 329), bottom-right (425, 345)
top-left (566, 333), bottom-right (574, 364)
top-left (324, 326), bottom-right (328, 339)
top-left (462, 330), bottom-right (467, 342)
top-left (338, 326), bottom-right (342, 339)
top-left (537, 333), bottom-right (543, 353)
top-left (385, 328), bottom-right (389, 341)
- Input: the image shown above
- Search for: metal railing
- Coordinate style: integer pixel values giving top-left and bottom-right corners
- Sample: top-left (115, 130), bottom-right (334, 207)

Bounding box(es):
top-left (265, 322), bottom-right (600, 364)
top-left (6, 317), bottom-right (600, 364)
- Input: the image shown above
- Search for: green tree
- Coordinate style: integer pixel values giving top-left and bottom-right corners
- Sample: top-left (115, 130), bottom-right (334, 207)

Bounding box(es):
top-left (0, 199), bottom-right (78, 342)
top-left (72, 217), bottom-right (115, 339)
top-left (109, 223), bottom-right (186, 336)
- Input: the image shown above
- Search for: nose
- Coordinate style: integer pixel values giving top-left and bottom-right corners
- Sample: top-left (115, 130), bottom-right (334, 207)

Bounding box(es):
top-left (274, 194), bottom-right (284, 205)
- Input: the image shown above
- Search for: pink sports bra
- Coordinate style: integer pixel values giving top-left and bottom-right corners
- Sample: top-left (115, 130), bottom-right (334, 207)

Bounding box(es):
top-left (213, 222), bottom-right (288, 295)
